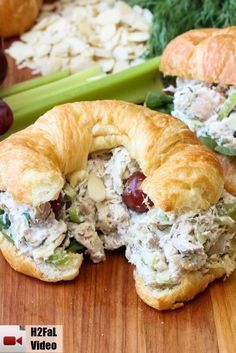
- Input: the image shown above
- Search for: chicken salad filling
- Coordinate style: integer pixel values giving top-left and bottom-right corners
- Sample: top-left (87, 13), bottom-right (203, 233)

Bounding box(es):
top-left (168, 78), bottom-right (236, 156)
top-left (0, 147), bottom-right (235, 286)
top-left (126, 192), bottom-right (236, 287)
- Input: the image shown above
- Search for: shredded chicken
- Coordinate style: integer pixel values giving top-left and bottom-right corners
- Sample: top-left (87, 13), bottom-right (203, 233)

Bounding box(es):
top-left (171, 78), bottom-right (236, 149)
top-left (0, 192), bottom-right (67, 261)
top-left (125, 193), bottom-right (236, 286)
top-left (0, 147), bottom-right (235, 289)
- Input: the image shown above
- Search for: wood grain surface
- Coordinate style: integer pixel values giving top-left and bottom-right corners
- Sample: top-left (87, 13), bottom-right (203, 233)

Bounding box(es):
top-left (0, 41), bottom-right (235, 353)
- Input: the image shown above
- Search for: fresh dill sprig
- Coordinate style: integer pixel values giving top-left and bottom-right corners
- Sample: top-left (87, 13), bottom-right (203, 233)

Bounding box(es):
top-left (126, 0), bottom-right (236, 57)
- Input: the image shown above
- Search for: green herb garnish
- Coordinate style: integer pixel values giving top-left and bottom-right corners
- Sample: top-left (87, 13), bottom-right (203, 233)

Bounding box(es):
top-left (22, 212), bottom-right (31, 224)
top-left (0, 212), bottom-right (11, 230)
top-left (1, 230), bottom-right (14, 244)
top-left (145, 91), bottom-right (173, 114)
top-left (199, 136), bottom-right (217, 151)
top-left (199, 136), bottom-right (236, 156)
top-left (126, 0), bottom-right (236, 57)
top-left (214, 145), bottom-right (236, 156)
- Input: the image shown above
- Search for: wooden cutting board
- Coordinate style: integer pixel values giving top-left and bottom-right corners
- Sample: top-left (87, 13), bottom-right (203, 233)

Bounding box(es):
top-left (0, 49), bottom-right (235, 353)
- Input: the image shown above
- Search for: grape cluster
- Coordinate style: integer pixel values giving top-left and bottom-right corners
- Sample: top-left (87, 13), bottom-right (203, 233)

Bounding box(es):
top-left (0, 38), bottom-right (13, 134)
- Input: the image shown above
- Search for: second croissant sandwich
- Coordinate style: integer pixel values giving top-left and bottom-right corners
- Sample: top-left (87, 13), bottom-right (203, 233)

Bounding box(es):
top-left (0, 100), bottom-right (235, 310)
top-left (160, 26), bottom-right (236, 196)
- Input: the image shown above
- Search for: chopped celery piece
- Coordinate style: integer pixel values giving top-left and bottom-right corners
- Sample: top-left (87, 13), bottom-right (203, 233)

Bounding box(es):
top-left (66, 238), bottom-right (84, 253)
top-left (199, 136), bottom-right (217, 150)
top-left (214, 145), bottom-right (236, 156)
top-left (0, 70), bottom-right (70, 98)
top-left (197, 234), bottom-right (207, 245)
top-left (64, 184), bottom-right (77, 201)
top-left (156, 272), bottom-right (172, 284)
top-left (219, 91), bottom-right (236, 120)
top-left (2, 57), bottom-right (162, 138)
top-left (46, 248), bottom-right (70, 266)
top-left (68, 205), bottom-right (83, 224)
top-left (218, 203), bottom-right (236, 219)
top-left (141, 252), bottom-right (160, 270)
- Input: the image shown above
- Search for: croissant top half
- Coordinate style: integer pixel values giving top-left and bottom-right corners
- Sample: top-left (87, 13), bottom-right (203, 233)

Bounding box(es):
top-left (0, 100), bottom-right (223, 213)
top-left (160, 26), bottom-right (236, 85)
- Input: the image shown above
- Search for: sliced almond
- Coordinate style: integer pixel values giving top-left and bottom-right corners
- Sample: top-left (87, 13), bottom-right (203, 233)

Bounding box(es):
top-left (113, 60), bottom-right (129, 73)
top-left (116, 1), bottom-right (133, 16)
top-left (133, 5), bottom-right (143, 15)
top-left (21, 31), bottom-right (39, 44)
top-left (100, 24), bottom-right (116, 42)
top-left (88, 173), bottom-right (106, 202)
top-left (51, 42), bottom-right (70, 56)
top-left (35, 43), bottom-right (51, 57)
top-left (143, 9), bottom-right (153, 24)
top-left (128, 32), bottom-right (150, 42)
top-left (41, 57), bottom-right (63, 76)
top-left (98, 59), bottom-right (115, 72)
top-left (94, 48), bottom-right (112, 58)
top-left (95, 8), bottom-right (121, 25)
top-left (69, 56), bottom-right (96, 74)
top-left (113, 46), bottom-right (129, 60)
top-left (6, 42), bottom-right (33, 63)
top-left (67, 38), bottom-right (87, 55)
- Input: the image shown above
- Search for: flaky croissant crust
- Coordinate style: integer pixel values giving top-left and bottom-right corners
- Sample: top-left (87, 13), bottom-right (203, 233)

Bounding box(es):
top-left (0, 0), bottom-right (42, 38)
top-left (160, 27), bottom-right (236, 85)
top-left (0, 100), bottom-right (223, 213)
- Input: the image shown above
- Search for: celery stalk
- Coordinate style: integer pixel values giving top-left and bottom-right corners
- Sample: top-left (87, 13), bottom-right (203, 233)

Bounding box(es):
top-left (0, 70), bottom-right (70, 98)
top-left (5, 65), bottom-right (102, 112)
top-left (3, 57), bottom-right (162, 137)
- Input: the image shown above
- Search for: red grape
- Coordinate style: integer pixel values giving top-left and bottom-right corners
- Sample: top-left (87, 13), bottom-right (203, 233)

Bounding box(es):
top-left (122, 171), bottom-right (153, 213)
top-left (0, 100), bottom-right (13, 134)
top-left (0, 50), bottom-right (8, 84)
top-left (50, 193), bottom-right (63, 219)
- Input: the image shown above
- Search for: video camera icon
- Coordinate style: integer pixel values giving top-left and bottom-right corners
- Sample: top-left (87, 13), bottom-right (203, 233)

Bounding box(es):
top-left (3, 336), bottom-right (23, 346)
top-left (0, 326), bottom-right (25, 353)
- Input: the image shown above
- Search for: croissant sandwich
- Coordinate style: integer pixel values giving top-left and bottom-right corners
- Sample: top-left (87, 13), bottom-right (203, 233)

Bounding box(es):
top-left (0, 0), bottom-right (43, 38)
top-left (0, 100), bottom-right (235, 310)
top-left (160, 26), bottom-right (236, 196)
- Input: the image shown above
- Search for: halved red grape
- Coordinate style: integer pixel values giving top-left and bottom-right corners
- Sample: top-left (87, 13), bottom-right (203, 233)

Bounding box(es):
top-left (122, 171), bottom-right (153, 213)
top-left (0, 100), bottom-right (13, 134)
top-left (0, 50), bottom-right (8, 84)
top-left (50, 193), bottom-right (63, 219)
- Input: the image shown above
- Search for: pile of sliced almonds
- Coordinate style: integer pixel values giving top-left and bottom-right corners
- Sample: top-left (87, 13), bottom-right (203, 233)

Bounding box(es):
top-left (7, 0), bottom-right (152, 76)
